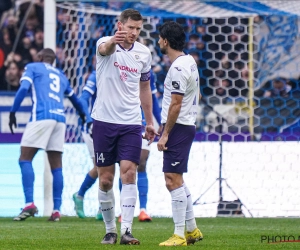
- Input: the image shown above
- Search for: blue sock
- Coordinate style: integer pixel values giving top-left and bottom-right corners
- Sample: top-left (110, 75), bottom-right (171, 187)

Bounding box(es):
top-left (119, 177), bottom-right (122, 192)
top-left (52, 168), bottom-right (63, 211)
top-left (137, 172), bottom-right (148, 209)
top-left (19, 161), bottom-right (35, 204)
top-left (78, 174), bottom-right (97, 197)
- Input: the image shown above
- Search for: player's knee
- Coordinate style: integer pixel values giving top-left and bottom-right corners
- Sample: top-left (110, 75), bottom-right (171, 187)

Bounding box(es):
top-left (121, 169), bottom-right (136, 183)
top-left (165, 175), bottom-right (181, 191)
top-left (99, 173), bottom-right (114, 190)
top-left (99, 178), bottom-right (113, 190)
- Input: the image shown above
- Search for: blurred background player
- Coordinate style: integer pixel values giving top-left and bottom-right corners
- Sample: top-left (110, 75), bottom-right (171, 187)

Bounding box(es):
top-left (72, 70), bottom-right (103, 220)
top-left (118, 69), bottom-right (162, 222)
top-left (9, 48), bottom-right (86, 222)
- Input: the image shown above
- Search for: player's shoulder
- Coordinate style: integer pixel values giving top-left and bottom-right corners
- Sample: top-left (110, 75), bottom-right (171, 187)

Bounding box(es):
top-left (24, 62), bottom-right (42, 70)
top-left (172, 55), bottom-right (195, 71)
top-left (133, 41), bottom-right (151, 54)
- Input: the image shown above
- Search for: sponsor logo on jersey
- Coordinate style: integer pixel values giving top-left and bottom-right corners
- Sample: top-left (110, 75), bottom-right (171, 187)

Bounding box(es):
top-left (120, 72), bottom-right (127, 82)
top-left (114, 62), bottom-right (138, 73)
top-left (172, 81), bottom-right (180, 90)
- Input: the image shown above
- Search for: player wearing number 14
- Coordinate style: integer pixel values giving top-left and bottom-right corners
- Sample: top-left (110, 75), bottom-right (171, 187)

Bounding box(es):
top-left (9, 48), bottom-right (86, 222)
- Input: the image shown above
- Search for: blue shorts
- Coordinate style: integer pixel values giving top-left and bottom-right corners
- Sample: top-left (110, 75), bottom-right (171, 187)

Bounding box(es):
top-left (163, 123), bottom-right (196, 173)
top-left (93, 120), bottom-right (142, 166)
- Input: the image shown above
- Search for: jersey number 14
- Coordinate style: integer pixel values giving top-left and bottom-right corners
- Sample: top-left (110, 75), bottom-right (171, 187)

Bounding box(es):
top-left (96, 152), bottom-right (105, 163)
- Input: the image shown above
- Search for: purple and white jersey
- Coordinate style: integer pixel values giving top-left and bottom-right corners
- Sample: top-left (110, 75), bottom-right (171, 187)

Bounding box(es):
top-left (161, 55), bottom-right (199, 126)
top-left (91, 36), bottom-right (152, 125)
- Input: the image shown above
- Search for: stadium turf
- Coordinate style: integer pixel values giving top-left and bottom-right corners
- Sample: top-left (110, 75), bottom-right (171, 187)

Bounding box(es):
top-left (0, 217), bottom-right (299, 249)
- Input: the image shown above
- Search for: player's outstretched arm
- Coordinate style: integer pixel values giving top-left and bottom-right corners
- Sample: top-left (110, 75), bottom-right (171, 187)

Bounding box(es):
top-left (9, 81), bottom-right (31, 134)
top-left (98, 27), bottom-right (127, 56)
top-left (68, 94), bottom-right (86, 125)
top-left (79, 90), bottom-right (93, 123)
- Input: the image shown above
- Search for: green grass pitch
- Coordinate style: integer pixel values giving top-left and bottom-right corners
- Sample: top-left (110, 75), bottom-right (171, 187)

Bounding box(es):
top-left (0, 217), bottom-right (299, 249)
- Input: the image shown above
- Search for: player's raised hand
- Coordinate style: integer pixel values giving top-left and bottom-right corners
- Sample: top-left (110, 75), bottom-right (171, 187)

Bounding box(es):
top-left (112, 26), bottom-right (127, 44)
top-left (143, 124), bottom-right (159, 145)
top-left (9, 112), bottom-right (17, 134)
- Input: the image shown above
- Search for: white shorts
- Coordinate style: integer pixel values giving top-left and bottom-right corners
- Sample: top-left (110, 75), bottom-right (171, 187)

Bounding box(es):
top-left (82, 131), bottom-right (94, 158)
top-left (21, 120), bottom-right (66, 152)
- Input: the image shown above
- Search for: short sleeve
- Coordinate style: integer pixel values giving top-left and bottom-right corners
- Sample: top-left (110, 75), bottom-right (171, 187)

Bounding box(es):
top-left (170, 65), bottom-right (188, 95)
top-left (96, 36), bottom-right (112, 57)
top-left (20, 64), bottom-right (34, 84)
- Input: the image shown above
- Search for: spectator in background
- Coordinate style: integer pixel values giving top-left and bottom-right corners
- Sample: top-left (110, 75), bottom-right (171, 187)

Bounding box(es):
top-left (29, 47), bottom-right (39, 62)
top-left (0, 0), bottom-right (12, 21)
top-left (0, 0), bottom-right (44, 92)
top-left (264, 78), bottom-right (292, 98)
top-left (32, 26), bottom-right (44, 51)
top-left (187, 34), bottom-right (204, 51)
top-left (5, 60), bottom-right (23, 91)
top-left (0, 60), bottom-right (23, 91)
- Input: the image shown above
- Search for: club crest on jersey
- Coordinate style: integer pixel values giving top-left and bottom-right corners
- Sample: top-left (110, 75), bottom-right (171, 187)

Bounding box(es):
top-left (120, 72), bottom-right (127, 82)
top-left (172, 81), bottom-right (180, 89)
top-left (134, 54), bottom-right (140, 60)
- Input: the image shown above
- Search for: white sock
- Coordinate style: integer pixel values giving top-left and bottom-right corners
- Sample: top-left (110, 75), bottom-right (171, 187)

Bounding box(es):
top-left (183, 182), bottom-right (197, 232)
top-left (120, 184), bottom-right (137, 235)
top-left (98, 188), bottom-right (117, 234)
top-left (171, 186), bottom-right (187, 238)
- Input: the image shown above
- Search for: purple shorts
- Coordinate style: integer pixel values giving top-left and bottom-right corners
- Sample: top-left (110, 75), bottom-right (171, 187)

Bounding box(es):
top-left (163, 123), bottom-right (196, 173)
top-left (93, 120), bottom-right (142, 167)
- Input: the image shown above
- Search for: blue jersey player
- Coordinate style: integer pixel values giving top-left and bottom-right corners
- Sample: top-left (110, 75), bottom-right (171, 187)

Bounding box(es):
top-left (72, 70), bottom-right (104, 220)
top-left (9, 48), bottom-right (86, 222)
top-left (138, 70), bottom-right (162, 221)
top-left (73, 70), bottom-right (161, 222)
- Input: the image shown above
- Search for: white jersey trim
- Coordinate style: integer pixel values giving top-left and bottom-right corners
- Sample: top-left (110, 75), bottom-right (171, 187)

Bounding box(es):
top-left (66, 89), bottom-right (74, 97)
top-left (83, 86), bottom-right (95, 95)
top-left (20, 76), bottom-right (33, 84)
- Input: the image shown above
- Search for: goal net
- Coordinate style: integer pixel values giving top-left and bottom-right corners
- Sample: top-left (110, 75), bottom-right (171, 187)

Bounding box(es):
top-left (57, 0), bottom-right (300, 143)
top-left (53, 0), bottom-right (300, 217)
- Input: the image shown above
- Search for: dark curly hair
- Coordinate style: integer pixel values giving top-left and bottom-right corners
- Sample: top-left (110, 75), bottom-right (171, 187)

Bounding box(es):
top-left (158, 21), bottom-right (186, 51)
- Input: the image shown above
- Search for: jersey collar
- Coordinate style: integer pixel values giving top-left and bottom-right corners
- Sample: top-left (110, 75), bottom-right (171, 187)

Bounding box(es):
top-left (117, 43), bottom-right (134, 51)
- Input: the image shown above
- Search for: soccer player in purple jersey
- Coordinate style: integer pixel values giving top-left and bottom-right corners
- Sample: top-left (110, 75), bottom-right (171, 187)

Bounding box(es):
top-left (157, 21), bottom-right (203, 246)
top-left (9, 48), bottom-right (86, 222)
top-left (91, 9), bottom-right (158, 245)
